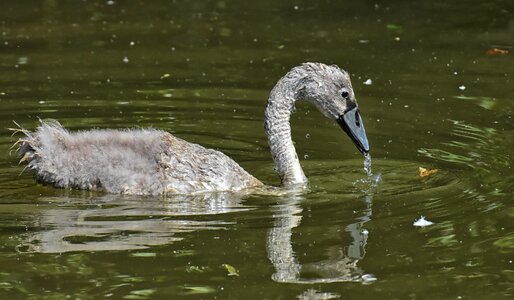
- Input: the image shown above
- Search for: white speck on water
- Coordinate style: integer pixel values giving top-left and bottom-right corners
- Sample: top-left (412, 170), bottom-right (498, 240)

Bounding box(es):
top-left (305, 133), bottom-right (310, 139)
top-left (122, 56), bottom-right (129, 63)
top-left (39, 100), bottom-right (45, 104)
top-left (129, 41), bottom-right (135, 46)
top-left (413, 216), bottom-right (434, 227)
top-left (293, 5), bottom-right (299, 10)
top-left (362, 229), bottom-right (369, 235)
top-left (17, 56), bottom-right (29, 65)
top-left (303, 154), bottom-right (309, 159)
top-left (363, 78), bottom-right (373, 85)
top-left (106, 0), bottom-right (115, 5)
top-left (459, 85), bottom-right (466, 91)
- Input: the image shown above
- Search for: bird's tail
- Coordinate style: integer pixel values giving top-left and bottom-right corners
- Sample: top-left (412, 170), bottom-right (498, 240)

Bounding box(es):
top-left (9, 121), bottom-right (40, 169)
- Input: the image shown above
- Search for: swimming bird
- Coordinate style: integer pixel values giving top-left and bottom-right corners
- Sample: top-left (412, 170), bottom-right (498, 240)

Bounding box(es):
top-left (13, 62), bottom-right (369, 195)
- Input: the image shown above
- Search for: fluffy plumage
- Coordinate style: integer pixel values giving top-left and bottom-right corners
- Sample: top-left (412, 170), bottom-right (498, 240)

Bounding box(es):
top-left (14, 121), bottom-right (262, 195)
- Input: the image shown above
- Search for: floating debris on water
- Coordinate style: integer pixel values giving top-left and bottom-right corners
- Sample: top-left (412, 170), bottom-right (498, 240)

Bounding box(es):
top-left (363, 78), bottom-right (373, 85)
top-left (458, 85), bottom-right (466, 91)
top-left (413, 216), bottom-right (434, 227)
top-left (222, 263), bottom-right (239, 277)
top-left (486, 48), bottom-right (509, 55)
top-left (418, 167), bottom-right (438, 177)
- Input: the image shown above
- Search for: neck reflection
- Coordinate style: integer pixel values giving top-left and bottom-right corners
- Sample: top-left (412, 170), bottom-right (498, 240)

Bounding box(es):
top-left (267, 193), bottom-right (375, 283)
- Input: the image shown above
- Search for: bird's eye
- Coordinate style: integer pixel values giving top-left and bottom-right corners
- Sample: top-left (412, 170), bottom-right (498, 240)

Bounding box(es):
top-left (341, 90), bottom-right (349, 98)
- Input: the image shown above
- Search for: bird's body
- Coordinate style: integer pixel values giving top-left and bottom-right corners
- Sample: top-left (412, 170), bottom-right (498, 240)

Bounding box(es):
top-left (16, 122), bottom-right (262, 195)
top-left (14, 62), bottom-right (369, 195)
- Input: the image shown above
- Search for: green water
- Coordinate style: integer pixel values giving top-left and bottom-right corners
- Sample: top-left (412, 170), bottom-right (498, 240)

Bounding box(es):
top-left (1, 1), bottom-right (513, 299)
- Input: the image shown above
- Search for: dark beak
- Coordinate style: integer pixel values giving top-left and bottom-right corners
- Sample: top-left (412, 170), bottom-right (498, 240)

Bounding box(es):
top-left (337, 106), bottom-right (370, 154)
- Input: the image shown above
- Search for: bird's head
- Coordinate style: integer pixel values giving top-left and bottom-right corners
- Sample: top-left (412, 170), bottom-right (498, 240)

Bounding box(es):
top-left (293, 63), bottom-right (369, 154)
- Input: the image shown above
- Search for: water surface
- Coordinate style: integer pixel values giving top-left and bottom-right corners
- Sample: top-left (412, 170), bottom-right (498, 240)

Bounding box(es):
top-left (0, 1), bottom-right (513, 299)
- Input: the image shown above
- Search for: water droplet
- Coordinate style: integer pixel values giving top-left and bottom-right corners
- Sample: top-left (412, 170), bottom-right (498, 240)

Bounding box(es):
top-left (363, 153), bottom-right (372, 177)
top-left (305, 133), bottom-right (310, 139)
top-left (122, 56), bottom-right (129, 63)
top-left (304, 154), bottom-right (309, 159)
top-left (353, 153), bottom-right (382, 192)
top-left (363, 79), bottom-right (373, 85)
top-left (458, 85), bottom-right (466, 91)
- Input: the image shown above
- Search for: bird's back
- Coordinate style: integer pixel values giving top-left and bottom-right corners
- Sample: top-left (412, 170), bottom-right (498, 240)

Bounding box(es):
top-left (15, 121), bottom-right (262, 195)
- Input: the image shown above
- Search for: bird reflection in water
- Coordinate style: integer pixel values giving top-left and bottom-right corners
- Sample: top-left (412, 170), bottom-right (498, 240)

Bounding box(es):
top-left (14, 188), bottom-right (376, 284)
top-left (15, 192), bottom-right (248, 253)
top-left (267, 193), bottom-right (376, 284)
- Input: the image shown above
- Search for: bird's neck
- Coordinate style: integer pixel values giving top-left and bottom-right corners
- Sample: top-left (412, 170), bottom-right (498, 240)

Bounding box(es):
top-left (264, 76), bottom-right (307, 187)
